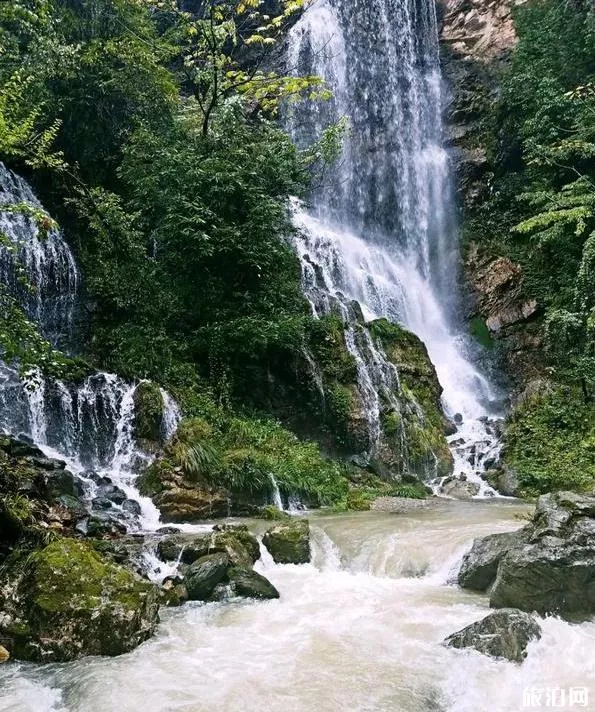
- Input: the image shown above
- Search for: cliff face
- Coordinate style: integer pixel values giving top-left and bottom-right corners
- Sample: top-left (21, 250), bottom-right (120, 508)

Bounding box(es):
top-left (438, 0), bottom-right (540, 390)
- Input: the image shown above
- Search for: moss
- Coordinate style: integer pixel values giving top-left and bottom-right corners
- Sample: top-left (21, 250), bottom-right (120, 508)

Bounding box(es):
top-left (133, 381), bottom-right (165, 443)
top-left (255, 505), bottom-right (291, 521)
top-left (369, 319), bottom-right (452, 477)
top-left (4, 537), bottom-right (160, 662)
top-left (469, 316), bottom-right (495, 349)
top-left (306, 316), bottom-right (358, 384)
top-left (28, 538), bottom-right (137, 614)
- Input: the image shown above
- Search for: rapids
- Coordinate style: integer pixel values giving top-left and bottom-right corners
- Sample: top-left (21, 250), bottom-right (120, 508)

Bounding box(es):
top-left (1, 501), bottom-right (593, 712)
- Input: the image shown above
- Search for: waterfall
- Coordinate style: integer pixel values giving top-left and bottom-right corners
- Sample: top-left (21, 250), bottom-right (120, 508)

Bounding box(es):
top-left (286, 0), bottom-right (501, 494)
top-left (0, 163), bottom-right (79, 349)
top-left (0, 161), bottom-right (180, 530)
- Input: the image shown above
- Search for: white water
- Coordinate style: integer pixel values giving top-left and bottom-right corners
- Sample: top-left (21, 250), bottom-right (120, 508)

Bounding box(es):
top-left (0, 161), bottom-right (182, 532)
top-left (2, 502), bottom-right (593, 712)
top-left (287, 0), bottom-right (502, 494)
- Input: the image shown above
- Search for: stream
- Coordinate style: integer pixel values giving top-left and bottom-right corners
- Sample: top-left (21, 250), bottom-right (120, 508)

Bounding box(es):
top-left (1, 501), bottom-right (594, 712)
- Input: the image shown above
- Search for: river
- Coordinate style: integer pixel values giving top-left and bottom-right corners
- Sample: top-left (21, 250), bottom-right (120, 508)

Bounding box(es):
top-left (2, 500), bottom-right (593, 712)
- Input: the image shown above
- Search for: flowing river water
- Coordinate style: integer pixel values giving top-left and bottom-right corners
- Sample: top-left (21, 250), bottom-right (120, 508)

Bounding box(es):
top-left (2, 501), bottom-right (594, 712)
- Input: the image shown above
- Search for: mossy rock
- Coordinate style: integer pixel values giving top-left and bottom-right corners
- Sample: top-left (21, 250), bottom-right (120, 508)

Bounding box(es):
top-left (157, 526), bottom-right (259, 567)
top-left (133, 381), bottom-right (165, 443)
top-left (3, 538), bottom-right (159, 662)
top-left (262, 519), bottom-right (310, 564)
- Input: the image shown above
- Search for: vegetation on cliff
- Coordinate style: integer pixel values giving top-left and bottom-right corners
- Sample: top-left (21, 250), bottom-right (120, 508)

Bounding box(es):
top-left (462, 0), bottom-right (595, 494)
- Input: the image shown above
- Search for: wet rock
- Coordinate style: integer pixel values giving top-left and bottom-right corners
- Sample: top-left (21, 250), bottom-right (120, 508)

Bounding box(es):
top-left (444, 420), bottom-right (458, 436)
top-left (440, 476), bottom-right (479, 500)
top-left (26, 456), bottom-right (67, 471)
top-left (160, 578), bottom-right (188, 607)
top-left (458, 530), bottom-right (526, 591)
top-left (262, 519), bottom-right (310, 564)
top-left (445, 609), bottom-right (541, 663)
top-left (0, 646), bottom-right (9, 663)
top-left (157, 526), bottom-right (259, 568)
top-left (184, 553), bottom-right (230, 601)
top-left (92, 496), bottom-right (113, 510)
top-left (122, 499), bottom-right (142, 516)
top-left (0, 538), bottom-right (159, 662)
top-left (226, 567), bottom-right (280, 600)
top-left (453, 413), bottom-right (463, 424)
top-left (96, 484), bottom-right (127, 505)
top-left (212, 525), bottom-right (260, 566)
top-left (460, 492), bottom-right (595, 618)
top-left (85, 515), bottom-right (127, 539)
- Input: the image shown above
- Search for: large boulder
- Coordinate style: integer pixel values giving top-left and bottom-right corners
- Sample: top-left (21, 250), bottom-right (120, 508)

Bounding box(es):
top-left (445, 609), bottom-right (542, 663)
top-left (262, 519), bottom-right (311, 564)
top-left (226, 567), bottom-right (280, 600)
top-left (184, 553), bottom-right (229, 601)
top-left (459, 492), bottom-right (595, 618)
top-left (0, 538), bottom-right (159, 662)
top-left (458, 530), bottom-right (528, 591)
top-left (153, 486), bottom-right (230, 522)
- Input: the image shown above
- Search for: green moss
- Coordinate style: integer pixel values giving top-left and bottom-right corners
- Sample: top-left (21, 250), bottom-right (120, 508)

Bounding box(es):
top-left (255, 505), bottom-right (291, 521)
top-left (306, 316), bottom-right (358, 384)
top-left (28, 538), bottom-right (137, 614)
top-left (369, 319), bottom-right (452, 477)
top-left (504, 386), bottom-right (595, 496)
top-left (469, 316), bottom-right (495, 349)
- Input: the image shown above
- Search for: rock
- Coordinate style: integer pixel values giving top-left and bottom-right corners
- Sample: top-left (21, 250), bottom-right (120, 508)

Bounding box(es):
top-left (157, 527), bottom-right (259, 568)
top-left (0, 538), bottom-right (159, 662)
top-left (0, 645), bottom-right (9, 663)
top-left (458, 530), bottom-right (525, 591)
top-left (262, 519), bottom-right (310, 564)
top-left (256, 505), bottom-right (291, 521)
top-left (122, 499), bottom-right (142, 516)
top-left (459, 492), bottom-right (595, 618)
top-left (211, 525), bottom-right (260, 566)
top-left (184, 553), bottom-right (229, 601)
top-left (445, 609), bottom-right (541, 663)
top-left (96, 484), bottom-right (127, 505)
top-left (160, 578), bottom-right (188, 607)
top-left (92, 496), bottom-right (113, 510)
top-left (440, 476), bottom-right (479, 500)
top-left (444, 420), bottom-right (458, 436)
top-left (482, 466), bottom-right (519, 497)
top-left (227, 567), bottom-right (280, 600)
top-left (153, 487), bottom-right (229, 522)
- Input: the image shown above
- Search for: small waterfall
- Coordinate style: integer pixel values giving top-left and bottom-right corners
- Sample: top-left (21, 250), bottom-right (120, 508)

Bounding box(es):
top-left (286, 0), bottom-right (502, 493)
top-left (0, 162), bottom-right (179, 531)
top-left (160, 388), bottom-right (182, 442)
top-left (0, 162), bottom-right (79, 348)
top-left (269, 473), bottom-right (284, 511)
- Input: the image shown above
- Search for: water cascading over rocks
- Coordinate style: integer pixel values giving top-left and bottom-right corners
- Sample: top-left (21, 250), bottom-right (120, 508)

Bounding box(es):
top-left (285, 0), bottom-right (504, 494)
top-left (0, 162), bottom-right (179, 530)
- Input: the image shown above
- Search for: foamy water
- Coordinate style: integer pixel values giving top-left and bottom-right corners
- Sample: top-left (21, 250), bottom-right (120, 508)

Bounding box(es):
top-left (2, 502), bottom-right (592, 712)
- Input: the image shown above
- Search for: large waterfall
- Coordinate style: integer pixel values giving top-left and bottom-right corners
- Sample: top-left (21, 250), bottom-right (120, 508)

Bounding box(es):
top-left (287, 0), bottom-right (502, 492)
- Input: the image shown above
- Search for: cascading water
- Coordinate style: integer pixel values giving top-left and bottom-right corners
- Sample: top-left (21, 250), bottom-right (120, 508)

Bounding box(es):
top-left (286, 0), bottom-right (503, 494)
top-left (0, 162), bottom-right (181, 531)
